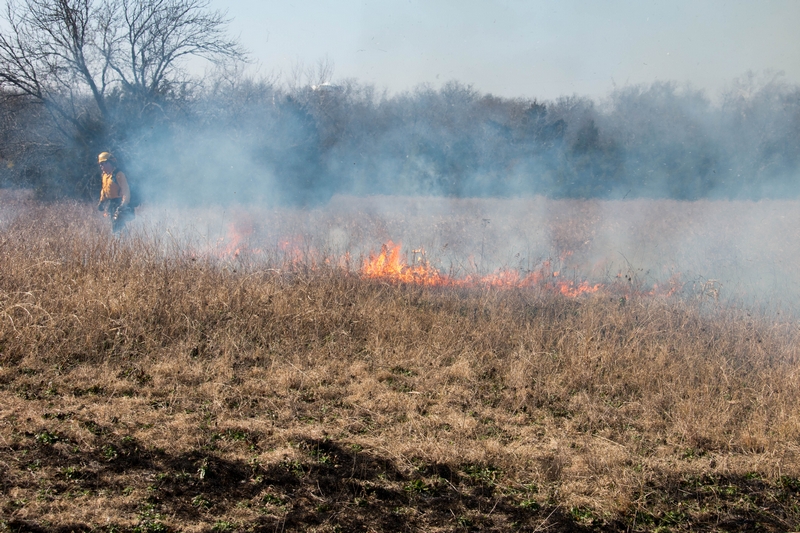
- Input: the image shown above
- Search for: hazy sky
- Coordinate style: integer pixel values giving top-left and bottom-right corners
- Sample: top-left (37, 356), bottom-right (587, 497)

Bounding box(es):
top-left (208, 0), bottom-right (800, 101)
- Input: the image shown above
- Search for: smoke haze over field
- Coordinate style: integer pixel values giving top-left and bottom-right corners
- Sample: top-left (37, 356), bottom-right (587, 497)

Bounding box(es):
top-left (113, 195), bottom-right (800, 307)
top-left (112, 74), bottom-right (800, 208)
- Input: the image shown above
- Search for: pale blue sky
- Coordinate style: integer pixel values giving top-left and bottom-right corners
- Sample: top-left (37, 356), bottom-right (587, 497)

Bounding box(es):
top-left (208, 0), bottom-right (800, 101)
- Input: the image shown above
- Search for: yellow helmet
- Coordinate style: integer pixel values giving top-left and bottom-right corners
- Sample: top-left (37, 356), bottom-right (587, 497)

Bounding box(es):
top-left (98, 151), bottom-right (116, 163)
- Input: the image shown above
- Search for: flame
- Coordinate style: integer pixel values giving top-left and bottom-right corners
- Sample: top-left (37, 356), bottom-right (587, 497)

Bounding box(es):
top-left (555, 280), bottom-right (602, 297)
top-left (279, 235), bottom-right (308, 266)
top-left (211, 233), bottom-right (683, 300)
top-left (360, 241), bottom-right (606, 296)
top-left (216, 216), bottom-right (256, 258)
top-left (647, 273), bottom-right (684, 297)
top-left (221, 222), bottom-right (251, 257)
top-left (361, 241), bottom-right (447, 286)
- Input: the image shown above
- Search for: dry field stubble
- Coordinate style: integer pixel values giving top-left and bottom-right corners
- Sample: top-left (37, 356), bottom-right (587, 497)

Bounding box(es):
top-left (1, 192), bottom-right (800, 532)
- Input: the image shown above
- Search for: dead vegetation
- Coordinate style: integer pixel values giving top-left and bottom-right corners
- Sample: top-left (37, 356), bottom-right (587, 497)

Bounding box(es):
top-left (1, 194), bottom-right (800, 532)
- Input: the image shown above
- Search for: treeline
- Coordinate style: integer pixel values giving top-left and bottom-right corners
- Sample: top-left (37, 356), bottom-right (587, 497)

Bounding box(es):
top-left (0, 0), bottom-right (797, 204)
top-left (3, 73), bottom-right (799, 205)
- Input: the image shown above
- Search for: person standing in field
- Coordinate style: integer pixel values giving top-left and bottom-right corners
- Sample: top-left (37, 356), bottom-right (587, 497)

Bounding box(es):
top-left (97, 151), bottom-right (132, 234)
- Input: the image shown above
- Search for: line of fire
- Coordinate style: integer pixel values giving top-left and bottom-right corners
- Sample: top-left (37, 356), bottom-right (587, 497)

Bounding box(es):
top-left (214, 221), bottom-right (683, 298)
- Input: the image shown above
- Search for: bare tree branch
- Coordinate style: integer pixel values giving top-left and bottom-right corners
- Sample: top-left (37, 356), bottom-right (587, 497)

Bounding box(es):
top-left (0, 0), bottom-right (246, 142)
top-left (104, 0), bottom-right (245, 99)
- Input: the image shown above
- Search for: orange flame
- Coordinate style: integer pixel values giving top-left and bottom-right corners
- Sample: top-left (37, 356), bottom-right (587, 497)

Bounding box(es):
top-left (362, 241), bottom-right (447, 286)
top-left (279, 235), bottom-right (309, 266)
top-left (555, 280), bottom-right (602, 297)
top-left (361, 241), bottom-right (606, 296)
top-left (220, 221), bottom-right (253, 257)
top-left (212, 233), bottom-right (682, 299)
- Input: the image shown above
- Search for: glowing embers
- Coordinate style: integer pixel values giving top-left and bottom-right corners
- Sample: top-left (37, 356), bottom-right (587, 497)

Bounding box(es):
top-left (360, 241), bottom-right (604, 295)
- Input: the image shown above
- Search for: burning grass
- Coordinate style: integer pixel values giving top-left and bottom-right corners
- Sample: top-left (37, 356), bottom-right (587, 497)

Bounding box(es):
top-left (360, 240), bottom-right (607, 296)
top-left (1, 194), bottom-right (800, 532)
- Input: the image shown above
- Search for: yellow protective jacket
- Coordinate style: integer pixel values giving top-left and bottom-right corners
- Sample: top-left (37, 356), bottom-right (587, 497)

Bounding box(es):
top-left (100, 170), bottom-right (130, 206)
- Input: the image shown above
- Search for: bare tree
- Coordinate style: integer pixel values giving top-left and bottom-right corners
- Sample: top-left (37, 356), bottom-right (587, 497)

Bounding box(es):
top-left (0, 0), bottom-right (102, 132)
top-left (100, 0), bottom-right (244, 102)
top-left (0, 0), bottom-right (245, 142)
top-left (287, 56), bottom-right (334, 95)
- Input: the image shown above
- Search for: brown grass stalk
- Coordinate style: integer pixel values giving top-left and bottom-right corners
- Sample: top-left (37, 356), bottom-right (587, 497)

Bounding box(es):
top-left (1, 195), bottom-right (799, 532)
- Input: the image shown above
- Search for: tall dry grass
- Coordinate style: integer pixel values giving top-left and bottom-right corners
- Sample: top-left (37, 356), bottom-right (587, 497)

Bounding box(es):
top-left (1, 193), bottom-right (799, 532)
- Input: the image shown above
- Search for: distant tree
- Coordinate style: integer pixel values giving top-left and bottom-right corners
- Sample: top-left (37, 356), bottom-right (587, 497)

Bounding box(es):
top-left (604, 82), bottom-right (718, 199)
top-left (721, 72), bottom-right (800, 197)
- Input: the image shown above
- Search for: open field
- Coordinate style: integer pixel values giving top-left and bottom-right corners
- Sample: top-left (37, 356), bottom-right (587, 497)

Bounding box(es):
top-left (1, 192), bottom-right (800, 532)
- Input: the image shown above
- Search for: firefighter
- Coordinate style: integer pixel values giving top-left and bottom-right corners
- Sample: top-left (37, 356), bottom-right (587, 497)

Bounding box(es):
top-left (97, 151), bottom-right (132, 234)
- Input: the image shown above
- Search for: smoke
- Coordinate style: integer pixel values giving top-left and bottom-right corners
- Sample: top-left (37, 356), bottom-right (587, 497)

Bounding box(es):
top-left (126, 193), bottom-right (800, 308)
top-left (108, 73), bottom-right (800, 213)
top-left (83, 72), bottom-right (799, 306)
top-left (0, 73), bottom-right (775, 203)
top-left (4, 69), bottom-right (800, 305)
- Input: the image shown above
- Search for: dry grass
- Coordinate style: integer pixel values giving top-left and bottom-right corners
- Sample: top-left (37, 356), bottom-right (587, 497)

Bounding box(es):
top-left (1, 192), bottom-right (800, 532)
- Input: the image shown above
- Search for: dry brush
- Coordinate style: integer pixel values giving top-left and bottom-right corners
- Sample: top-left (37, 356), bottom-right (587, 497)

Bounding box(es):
top-left (1, 195), bottom-right (799, 532)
